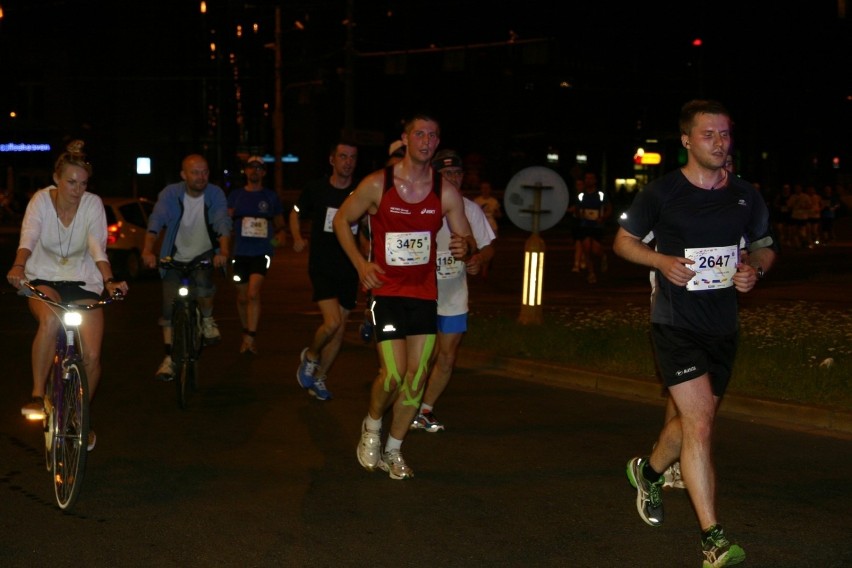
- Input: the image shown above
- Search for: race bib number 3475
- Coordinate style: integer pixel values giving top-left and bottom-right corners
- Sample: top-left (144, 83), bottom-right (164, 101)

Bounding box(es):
top-left (385, 231), bottom-right (431, 266)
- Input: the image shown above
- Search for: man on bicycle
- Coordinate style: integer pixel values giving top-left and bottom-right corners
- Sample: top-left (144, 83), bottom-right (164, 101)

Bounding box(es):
top-left (142, 154), bottom-right (232, 381)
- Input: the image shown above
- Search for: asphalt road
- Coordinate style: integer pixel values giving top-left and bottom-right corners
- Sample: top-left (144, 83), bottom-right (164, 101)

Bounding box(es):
top-left (1, 220), bottom-right (851, 567)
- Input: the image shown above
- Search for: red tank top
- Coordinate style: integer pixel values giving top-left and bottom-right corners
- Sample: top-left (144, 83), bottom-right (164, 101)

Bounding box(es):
top-left (370, 166), bottom-right (443, 300)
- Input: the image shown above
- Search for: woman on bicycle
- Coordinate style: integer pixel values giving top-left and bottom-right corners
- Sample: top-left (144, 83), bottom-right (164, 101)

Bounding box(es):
top-left (5, 140), bottom-right (129, 451)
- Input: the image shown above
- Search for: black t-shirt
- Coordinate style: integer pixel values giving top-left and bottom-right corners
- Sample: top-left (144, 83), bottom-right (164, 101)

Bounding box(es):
top-left (619, 169), bottom-right (773, 334)
top-left (294, 177), bottom-right (359, 275)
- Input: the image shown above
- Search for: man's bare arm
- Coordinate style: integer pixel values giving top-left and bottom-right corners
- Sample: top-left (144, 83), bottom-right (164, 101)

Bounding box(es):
top-left (613, 226), bottom-right (696, 288)
top-left (333, 173), bottom-right (384, 288)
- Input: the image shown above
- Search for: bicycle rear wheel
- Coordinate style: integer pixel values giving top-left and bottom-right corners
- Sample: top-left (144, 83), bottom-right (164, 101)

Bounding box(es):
top-left (53, 361), bottom-right (89, 510)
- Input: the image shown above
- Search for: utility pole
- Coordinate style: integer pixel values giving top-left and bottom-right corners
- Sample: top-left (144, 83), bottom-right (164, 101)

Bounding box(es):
top-left (343, 0), bottom-right (355, 139)
top-left (272, 5), bottom-right (284, 195)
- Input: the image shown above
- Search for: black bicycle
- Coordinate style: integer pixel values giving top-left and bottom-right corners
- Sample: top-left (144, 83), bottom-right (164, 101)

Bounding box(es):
top-left (159, 257), bottom-right (211, 409)
top-left (20, 280), bottom-right (123, 510)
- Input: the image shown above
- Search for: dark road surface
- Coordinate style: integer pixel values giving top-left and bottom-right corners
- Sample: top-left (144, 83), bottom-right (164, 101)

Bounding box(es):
top-left (1, 219), bottom-right (851, 567)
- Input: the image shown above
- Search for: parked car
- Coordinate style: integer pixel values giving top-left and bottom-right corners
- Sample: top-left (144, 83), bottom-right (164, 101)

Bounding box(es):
top-left (103, 197), bottom-right (157, 280)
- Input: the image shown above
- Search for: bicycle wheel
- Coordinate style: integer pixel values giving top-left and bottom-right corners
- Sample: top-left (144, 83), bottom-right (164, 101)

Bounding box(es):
top-left (172, 302), bottom-right (193, 409)
top-left (43, 344), bottom-right (63, 471)
top-left (52, 361), bottom-right (89, 510)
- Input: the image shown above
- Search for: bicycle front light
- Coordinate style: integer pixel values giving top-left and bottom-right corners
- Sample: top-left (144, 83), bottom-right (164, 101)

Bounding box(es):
top-left (178, 286), bottom-right (190, 297)
top-left (63, 311), bottom-right (83, 327)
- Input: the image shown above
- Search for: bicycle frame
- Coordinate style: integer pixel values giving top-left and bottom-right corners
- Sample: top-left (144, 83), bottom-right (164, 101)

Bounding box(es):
top-left (21, 281), bottom-right (122, 510)
top-left (159, 257), bottom-right (210, 409)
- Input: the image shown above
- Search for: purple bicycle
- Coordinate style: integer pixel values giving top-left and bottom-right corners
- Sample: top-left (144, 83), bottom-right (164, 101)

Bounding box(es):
top-left (21, 280), bottom-right (123, 510)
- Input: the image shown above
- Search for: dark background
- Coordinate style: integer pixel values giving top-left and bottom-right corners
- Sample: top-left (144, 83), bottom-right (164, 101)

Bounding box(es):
top-left (0, 0), bottom-right (849, 200)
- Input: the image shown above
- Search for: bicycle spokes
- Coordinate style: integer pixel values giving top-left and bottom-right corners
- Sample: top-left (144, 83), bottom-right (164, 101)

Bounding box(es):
top-left (52, 362), bottom-right (89, 510)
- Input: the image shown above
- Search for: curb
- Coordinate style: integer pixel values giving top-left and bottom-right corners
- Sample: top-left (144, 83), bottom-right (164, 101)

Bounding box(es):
top-left (456, 349), bottom-right (852, 439)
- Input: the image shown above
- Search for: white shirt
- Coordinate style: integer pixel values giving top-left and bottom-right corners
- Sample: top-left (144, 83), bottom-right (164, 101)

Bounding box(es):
top-left (18, 186), bottom-right (109, 295)
top-left (174, 192), bottom-right (213, 261)
top-left (436, 198), bottom-right (496, 316)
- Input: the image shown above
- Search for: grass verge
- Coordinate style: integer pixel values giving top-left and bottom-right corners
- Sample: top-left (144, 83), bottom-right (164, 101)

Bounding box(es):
top-left (464, 300), bottom-right (852, 412)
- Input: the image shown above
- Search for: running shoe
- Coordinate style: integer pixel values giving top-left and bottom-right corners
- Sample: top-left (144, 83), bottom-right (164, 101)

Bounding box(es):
top-left (663, 461), bottom-right (686, 489)
top-left (239, 338), bottom-right (257, 355)
top-left (356, 425), bottom-right (381, 471)
top-left (156, 355), bottom-right (175, 382)
top-left (21, 396), bottom-right (46, 420)
top-left (702, 525), bottom-right (746, 567)
top-left (87, 430), bottom-right (97, 452)
top-left (378, 449), bottom-right (414, 480)
top-left (201, 316), bottom-right (221, 345)
top-left (410, 411), bottom-right (445, 432)
top-left (296, 347), bottom-right (319, 389)
top-left (626, 456), bottom-right (664, 526)
top-left (308, 375), bottom-right (332, 401)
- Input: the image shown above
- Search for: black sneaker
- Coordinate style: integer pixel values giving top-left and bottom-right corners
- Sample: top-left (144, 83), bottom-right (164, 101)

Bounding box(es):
top-left (702, 525), bottom-right (745, 567)
top-left (626, 456), bottom-right (664, 526)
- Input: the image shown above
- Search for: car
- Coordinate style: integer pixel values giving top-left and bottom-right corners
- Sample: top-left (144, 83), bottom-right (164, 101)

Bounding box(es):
top-left (103, 196), bottom-right (157, 280)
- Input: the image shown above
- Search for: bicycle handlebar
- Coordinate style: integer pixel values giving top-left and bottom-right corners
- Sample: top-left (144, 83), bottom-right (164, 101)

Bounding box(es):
top-left (20, 280), bottom-right (125, 310)
top-left (158, 257), bottom-right (213, 272)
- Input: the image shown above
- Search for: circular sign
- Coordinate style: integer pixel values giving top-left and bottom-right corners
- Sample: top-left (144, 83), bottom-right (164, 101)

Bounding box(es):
top-left (503, 166), bottom-right (569, 232)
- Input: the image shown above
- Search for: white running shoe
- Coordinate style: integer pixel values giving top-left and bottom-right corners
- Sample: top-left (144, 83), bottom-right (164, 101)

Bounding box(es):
top-left (663, 461), bottom-right (686, 489)
top-left (410, 411), bottom-right (445, 433)
top-left (201, 316), bottom-right (221, 345)
top-left (378, 449), bottom-right (414, 480)
top-left (356, 425), bottom-right (381, 471)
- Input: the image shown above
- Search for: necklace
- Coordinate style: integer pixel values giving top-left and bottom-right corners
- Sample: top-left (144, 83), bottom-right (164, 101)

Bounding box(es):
top-left (53, 191), bottom-right (78, 265)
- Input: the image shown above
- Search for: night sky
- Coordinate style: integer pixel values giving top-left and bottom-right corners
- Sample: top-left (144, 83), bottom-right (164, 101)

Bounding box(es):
top-left (0, 0), bottom-right (849, 193)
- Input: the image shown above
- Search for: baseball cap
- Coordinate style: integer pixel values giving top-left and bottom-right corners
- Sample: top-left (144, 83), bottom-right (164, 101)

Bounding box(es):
top-left (388, 140), bottom-right (406, 158)
top-left (432, 149), bottom-right (462, 171)
top-left (246, 155), bottom-right (265, 167)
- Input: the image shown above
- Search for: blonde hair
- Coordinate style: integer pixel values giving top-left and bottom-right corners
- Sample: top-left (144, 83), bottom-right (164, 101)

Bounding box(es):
top-left (54, 139), bottom-right (93, 177)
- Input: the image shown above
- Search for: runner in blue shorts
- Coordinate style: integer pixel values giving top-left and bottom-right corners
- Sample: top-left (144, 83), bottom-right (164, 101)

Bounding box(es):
top-left (410, 149), bottom-right (495, 433)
